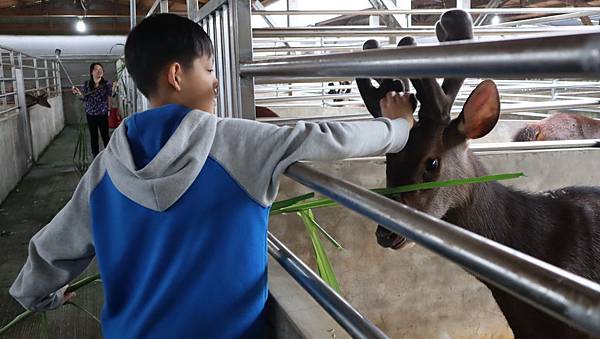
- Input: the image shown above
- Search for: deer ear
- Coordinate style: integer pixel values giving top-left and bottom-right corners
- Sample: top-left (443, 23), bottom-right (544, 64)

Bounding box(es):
top-left (457, 80), bottom-right (500, 139)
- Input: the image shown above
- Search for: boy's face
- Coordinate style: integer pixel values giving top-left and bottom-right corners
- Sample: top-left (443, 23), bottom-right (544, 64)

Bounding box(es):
top-left (180, 56), bottom-right (218, 113)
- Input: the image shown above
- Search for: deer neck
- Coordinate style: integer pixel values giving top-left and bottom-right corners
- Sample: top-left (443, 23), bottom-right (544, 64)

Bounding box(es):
top-left (443, 153), bottom-right (528, 249)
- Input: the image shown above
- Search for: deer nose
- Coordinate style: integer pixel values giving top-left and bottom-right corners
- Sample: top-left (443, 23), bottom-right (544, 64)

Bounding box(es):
top-left (376, 226), bottom-right (410, 250)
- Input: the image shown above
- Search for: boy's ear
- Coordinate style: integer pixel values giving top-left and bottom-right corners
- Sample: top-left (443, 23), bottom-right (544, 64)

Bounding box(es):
top-left (456, 79), bottom-right (500, 139)
top-left (166, 62), bottom-right (183, 92)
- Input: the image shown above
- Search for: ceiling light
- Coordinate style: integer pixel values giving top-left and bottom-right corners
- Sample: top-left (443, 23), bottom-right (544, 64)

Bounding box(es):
top-left (75, 17), bottom-right (87, 33)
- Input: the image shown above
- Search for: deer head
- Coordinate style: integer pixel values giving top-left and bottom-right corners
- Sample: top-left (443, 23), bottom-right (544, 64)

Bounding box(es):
top-left (25, 91), bottom-right (51, 109)
top-left (354, 10), bottom-right (502, 249)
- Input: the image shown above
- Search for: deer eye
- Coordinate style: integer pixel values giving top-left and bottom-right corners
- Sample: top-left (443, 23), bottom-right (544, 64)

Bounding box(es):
top-left (425, 158), bottom-right (439, 171)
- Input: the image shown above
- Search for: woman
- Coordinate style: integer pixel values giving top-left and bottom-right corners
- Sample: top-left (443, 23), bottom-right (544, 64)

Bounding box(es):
top-left (72, 63), bottom-right (117, 158)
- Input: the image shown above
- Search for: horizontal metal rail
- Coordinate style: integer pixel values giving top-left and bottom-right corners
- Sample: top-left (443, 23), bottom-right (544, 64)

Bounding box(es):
top-left (284, 162), bottom-right (600, 337)
top-left (0, 106), bottom-right (18, 115)
top-left (256, 93), bottom-right (360, 104)
top-left (268, 232), bottom-right (388, 339)
top-left (23, 85), bottom-right (59, 94)
top-left (471, 139), bottom-right (600, 152)
top-left (252, 26), bottom-right (599, 38)
top-left (485, 10), bottom-right (600, 27)
top-left (252, 8), bottom-right (600, 16)
top-left (241, 33), bottom-right (600, 80)
top-left (20, 64), bottom-right (54, 70)
top-left (23, 76), bottom-right (55, 81)
top-left (0, 92), bottom-right (17, 98)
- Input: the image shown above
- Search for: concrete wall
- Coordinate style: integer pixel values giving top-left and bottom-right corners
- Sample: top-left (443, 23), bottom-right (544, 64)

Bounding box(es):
top-left (0, 112), bottom-right (31, 204)
top-left (63, 89), bottom-right (86, 125)
top-left (0, 94), bottom-right (64, 203)
top-left (30, 95), bottom-right (65, 160)
top-left (269, 148), bottom-right (600, 338)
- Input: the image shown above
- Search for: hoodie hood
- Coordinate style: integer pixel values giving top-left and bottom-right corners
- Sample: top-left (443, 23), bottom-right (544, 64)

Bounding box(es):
top-left (103, 105), bottom-right (217, 212)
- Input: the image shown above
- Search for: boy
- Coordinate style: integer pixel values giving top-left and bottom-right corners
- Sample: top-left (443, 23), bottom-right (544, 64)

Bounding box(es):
top-left (10, 13), bottom-right (415, 339)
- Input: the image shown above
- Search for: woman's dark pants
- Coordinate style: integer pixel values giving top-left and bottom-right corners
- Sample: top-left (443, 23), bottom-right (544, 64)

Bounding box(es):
top-left (86, 114), bottom-right (110, 157)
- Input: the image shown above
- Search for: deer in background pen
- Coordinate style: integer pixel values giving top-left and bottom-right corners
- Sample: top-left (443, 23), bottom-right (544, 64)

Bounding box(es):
top-left (357, 9), bottom-right (600, 339)
top-left (513, 112), bottom-right (600, 141)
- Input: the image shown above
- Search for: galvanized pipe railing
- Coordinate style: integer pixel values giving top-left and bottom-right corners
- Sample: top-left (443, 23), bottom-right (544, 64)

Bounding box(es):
top-left (252, 8), bottom-right (600, 16)
top-left (252, 26), bottom-right (600, 38)
top-left (268, 232), bottom-right (388, 339)
top-left (241, 32), bottom-right (600, 80)
top-left (285, 162), bottom-right (600, 337)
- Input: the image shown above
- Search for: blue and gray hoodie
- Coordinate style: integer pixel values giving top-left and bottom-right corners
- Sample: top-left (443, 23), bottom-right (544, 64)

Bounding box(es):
top-left (10, 104), bottom-right (410, 338)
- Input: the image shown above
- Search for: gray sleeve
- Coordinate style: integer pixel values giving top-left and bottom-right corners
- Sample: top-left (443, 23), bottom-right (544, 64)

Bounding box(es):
top-left (8, 159), bottom-right (104, 312)
top-left (210, 117), bottom-right (410, 207)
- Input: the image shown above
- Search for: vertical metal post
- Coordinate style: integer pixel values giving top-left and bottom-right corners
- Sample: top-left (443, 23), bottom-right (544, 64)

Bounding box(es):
top-left (160, 0), bottom-right (168, 13)
top-left (187, 0), bottom-right (199, 21)
top-left (55, 61), bottom-right (62, 95)
top-left (130, 0), bottom-right (138, 112)
top-left (33, 58), bottom-right (40, 92)
top-left (230, 0), bottom-right (255, 119)
top-left (130, 0), bottom-right (137, 28)
top-left (214, 9), bottom-right (226, 117)
top-left (44, 59), bottom-right (50, 92)
top-left (0, 52), bottom-right (6, 107)
top-left (14, 68), bottom-right (34, 165)
top-left (221, 4), bottom-right (234, 118)
top-left (457, 0), bottom-right (472, 10)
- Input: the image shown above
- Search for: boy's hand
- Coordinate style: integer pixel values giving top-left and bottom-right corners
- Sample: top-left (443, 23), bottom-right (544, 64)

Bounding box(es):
top-left (379, 91), bottom-right (416, 128)
top-left (59, 285), bottom-right (76, 305)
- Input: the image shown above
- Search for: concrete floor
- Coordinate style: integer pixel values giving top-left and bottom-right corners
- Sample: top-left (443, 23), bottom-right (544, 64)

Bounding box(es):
top-left (0, 126), bottom-right (103, 339)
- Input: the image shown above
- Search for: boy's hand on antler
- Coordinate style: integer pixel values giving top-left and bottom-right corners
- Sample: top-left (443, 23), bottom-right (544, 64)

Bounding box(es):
top-left (380, 91), bottom-right (416, 128)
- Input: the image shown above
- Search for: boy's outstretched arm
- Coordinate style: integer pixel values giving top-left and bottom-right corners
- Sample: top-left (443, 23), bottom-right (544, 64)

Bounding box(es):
top-left (210, 91), bottom-right (416, 207)
top-left (9, 162), bottom-right (101, 312)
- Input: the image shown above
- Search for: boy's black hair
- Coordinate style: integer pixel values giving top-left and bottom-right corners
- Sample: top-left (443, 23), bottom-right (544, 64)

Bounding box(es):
top-left (124, 13), bottom-right (214, 97)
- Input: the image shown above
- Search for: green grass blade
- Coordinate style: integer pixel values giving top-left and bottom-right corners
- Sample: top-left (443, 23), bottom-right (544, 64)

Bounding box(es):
top-left (272, 172), bottom-right (524, 214)
top-left (306, 210), bottom-right (344, 250)
top-left (0, 310), bottom-right (33, 335)
top-left (371, 172), bottom-right (525, 196)
top-left (66, 301), bottom-right (100, 324)
top-left (298, 210), bottom-right (341, 294)
top-left (40, 312), bottom-right (49, 339)
top-left (271, 192), bottom-right (315, 212)
top-left (270, 199), bottom-right (337, 215)
top-left (66, 273), bottom-right (101, 293)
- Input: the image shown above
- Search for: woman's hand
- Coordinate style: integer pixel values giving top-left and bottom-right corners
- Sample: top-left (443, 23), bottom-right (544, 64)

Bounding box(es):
top-left (72, 86), bottom-right (82, 96)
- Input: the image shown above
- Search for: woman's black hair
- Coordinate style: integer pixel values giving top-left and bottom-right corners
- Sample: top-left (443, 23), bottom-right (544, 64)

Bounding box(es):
top-left (124, 13), bottom-right (214, 97)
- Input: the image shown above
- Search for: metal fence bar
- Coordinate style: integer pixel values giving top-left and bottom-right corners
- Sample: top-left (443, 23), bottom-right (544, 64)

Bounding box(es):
top-left (222, 4), bottom-right (234, 118)
top-left (285, 162), bottom-right (600, 337)
top-left (230, 0), bottom-right (255, 119)
top-left (252, 26), bottom-right (599, 38)
top-left (252, 8), bottom-right (600, 15)
top-left (268, 232), bottom-right (388, 339)
top-left (0, 106), bottom-right (18, 115)
top-left (471, 139), bottom-right (600, 152)
top-left (241, 32), bottom-right (600, 80)
top-left (215, 10), bottom-right (226, 117)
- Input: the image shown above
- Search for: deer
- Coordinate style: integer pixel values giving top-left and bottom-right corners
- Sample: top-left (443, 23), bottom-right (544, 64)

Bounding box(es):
top-left (25, 91), bottom-right (51, 109)
top-left (513, 112), bottom-right (600, 141)
top-left (357, 9), bottom-right (600, 339)
top-left (255, 105), bottom-right (279, 118)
